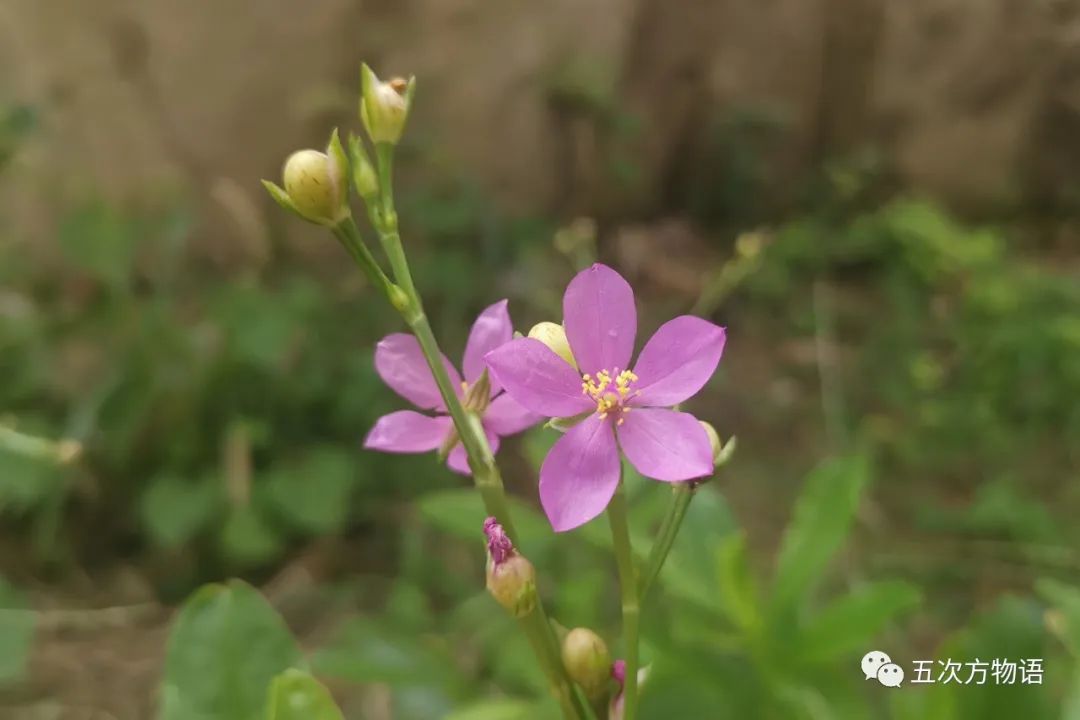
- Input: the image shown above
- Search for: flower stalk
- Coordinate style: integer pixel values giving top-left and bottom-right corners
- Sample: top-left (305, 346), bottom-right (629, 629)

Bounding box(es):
top-left (607, 479), bottom-right (640, 720)
top-left (638, 482), bottom-right (695, 602)
top-left (359, 138), bottom-right (585, 719)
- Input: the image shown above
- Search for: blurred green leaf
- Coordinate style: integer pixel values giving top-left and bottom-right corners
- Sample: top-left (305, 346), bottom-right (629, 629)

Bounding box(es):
top-left (445, 698), bottom-right (548, 720)
top-left (220, 506), bottom-right (284, 567)
top-left (418, 488), bottom-right (554, 559)
top-left (263, 447), bottom-right (355, 535)
top-left (1037, 578), bottom-right (1080, 654)
top-left (141, 474), bottom-right (224, 549)
top-left (715, 532), bottom-right (761, 634)
top-left (265, 670), bottom-right (343, 720)
top-left (57, 200), bottom-right (137, 290)
top-left (312, 617), bottom-right (459, 689)
top-left (800, 580), bottom-right (921, 662)
top-left (661, 488), bottom-right (738, 606)
top-left (0, 445), bottom-right (61, 513)
top-left (160, 580), bottom-right (303, 720)
top-left (0, 577), bottom-right (34, 684)
top-left (771, 454), bottom-right (869, 614)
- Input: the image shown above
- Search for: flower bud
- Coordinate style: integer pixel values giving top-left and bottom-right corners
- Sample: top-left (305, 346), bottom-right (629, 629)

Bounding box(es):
top-left (263, 129), bottom-right (350, 226)
top-left (561, 628), bottom-right (612, 699)
top-left (528, 322), bottom-right (577, 368)
top-left (483, 517), bottom-right (537, 618)
top-left (699, 421), bottom-right (722, 464)
top-left (360, 64), bottom-right (415, 145)
top-left (609, 660), bottom-right (650, 720)
top-left (348, 132), bottom-right (379, 201)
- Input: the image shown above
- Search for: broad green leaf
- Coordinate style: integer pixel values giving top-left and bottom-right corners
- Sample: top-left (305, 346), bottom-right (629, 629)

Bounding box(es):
top-left (800, 580), bottom-right (921, 662)
top-left (771, 454), bottom-right (869, 614)
top-left (715, 532), bottom-right (761, 634)
top-left (140, 474), bottom-right (224, 549)
top-left (160, 580), bottom-right (303, 720)
top-left (0, 577), bottom-right (34, 684)
top-left (263, 447), bottom-right (355, 535)
top-left (265, 670), bottom-right (343, 720)
top-left (312, 617), bottom-right (458, 688)
top-left (444, 698), bottom-right (545, 720)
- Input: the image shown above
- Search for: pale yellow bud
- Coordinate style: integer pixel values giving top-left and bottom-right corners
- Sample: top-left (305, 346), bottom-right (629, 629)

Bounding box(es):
top-left (528, 322), bottom-right (577, 368)
top-left (699, 420), bottom-right (722, 464)
top-left (561, 628), bottom-right (612, 699)
top-left (486, 554), bottom-right (537, 618)
top-left (360, 64), bottom-right (415, 145)
top-left (281, 149), bottom-right (347, 225)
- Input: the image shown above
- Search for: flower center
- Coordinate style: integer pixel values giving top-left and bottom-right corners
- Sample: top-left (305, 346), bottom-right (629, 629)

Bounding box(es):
top-left (581, 368), bottom-right (639, 424)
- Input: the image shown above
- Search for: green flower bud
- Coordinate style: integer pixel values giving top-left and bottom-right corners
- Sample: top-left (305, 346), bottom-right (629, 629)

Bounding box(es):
top-left (360, 63), bottom-right (415, 145)
top-left (528, 321), bottom-right (577, 368)
top-left (348, 132), bottom-right (379, 201)
top-left (264, 129), bottom-right (350, 226)
top-left (561, 627), bottom-right (612, 699)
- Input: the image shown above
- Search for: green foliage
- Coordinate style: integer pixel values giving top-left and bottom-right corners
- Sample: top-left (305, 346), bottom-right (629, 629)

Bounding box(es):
top-left (265, 670), bottom-right (344, 720)
top-left (160, 580), bottom-right (303, 720)
top-left (0, 577), bottom-right (33, 685)
top-left (771, 454), bottom-right (869, 615)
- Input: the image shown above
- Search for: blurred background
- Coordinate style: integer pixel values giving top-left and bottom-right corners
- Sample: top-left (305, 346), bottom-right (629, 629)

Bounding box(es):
top-left (1, 0), bottom-right (1079, 718)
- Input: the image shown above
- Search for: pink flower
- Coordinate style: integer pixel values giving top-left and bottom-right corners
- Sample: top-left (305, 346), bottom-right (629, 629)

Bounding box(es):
top-left (363, 300), bottom-right (542, 474)
top-left (485, 264), bottom-right (726, 531)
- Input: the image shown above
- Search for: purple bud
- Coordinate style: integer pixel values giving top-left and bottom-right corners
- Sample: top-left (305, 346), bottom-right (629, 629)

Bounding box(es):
top-left (483, 516), bottom-right (515, 565)
top-left (483, 517), bottom-right (536, 618)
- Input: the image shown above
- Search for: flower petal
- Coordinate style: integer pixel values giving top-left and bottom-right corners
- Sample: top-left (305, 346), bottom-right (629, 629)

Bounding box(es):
top-left (484, 392), bottom-right (543, 436)
top-left (363, 411), bottom-right (452, 453)
top-left (631, 317), bottom-right (726, 407)
top-left (446, 429), bottom-right (500, 476)
top-left (616, 408), bottom-right (713, 481)
top-left (375, 333), bottom-right (462, 410)
top-left (563, 264), bottom-right (637, 375)
top-left (485, 338), bottom-right (594, 417)
top-left (462, 299), bottom-right (513, 393)
top-left (539, 414), bottom-right (621, 532)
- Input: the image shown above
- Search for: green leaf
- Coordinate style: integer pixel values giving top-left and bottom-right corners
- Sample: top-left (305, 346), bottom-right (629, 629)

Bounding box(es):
top-left (444, 698), bottom-right (547, 720)
top-left (265, 670), bottom-right (344, 720)
top-left (140, 474), bottom-right (224, 549)
top-left (715, 532), bottom-right (761, 633)
top-left (312, 617), bottom-right (457, 688)
top-left (220, 506), bottom-right (284, 567)
top-left (0, 577), bottom-right (34, 684)
top-left (57, 200), bottom-right (137, 290)
top-left (660, 488), bottom-right (737, 606)
top-left (160, 580), bottom-right (303, 720)
top-left (771, 454), bottom-right (869, 614)
top-left (262, 448), bottom-right (355, 535)
top-left (800, 580), bottom-right (921, 662)
top-left (1036, 578), bottom-right (1080, 654)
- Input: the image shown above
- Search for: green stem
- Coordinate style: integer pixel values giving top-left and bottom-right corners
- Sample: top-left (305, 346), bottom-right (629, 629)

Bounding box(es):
top-left (361, 143), bottom-right (585, 719)
top-left (330, 218), bottom-right (398, 304)
top-left (608, 480), bottom-right (640, 720)
top-left (520, 605), bottom-right (591, 719)
top-left (639, 482), bottom-right (696, 602)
